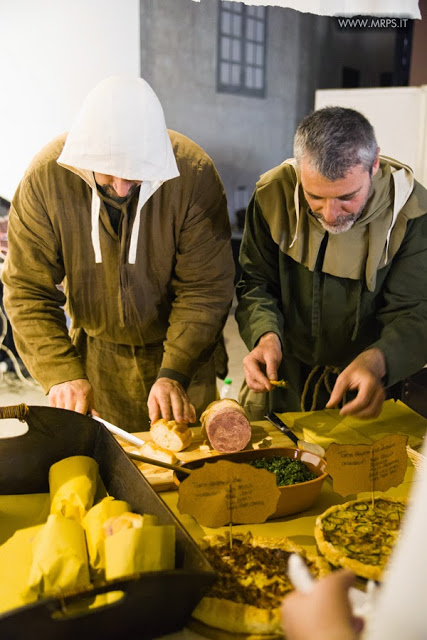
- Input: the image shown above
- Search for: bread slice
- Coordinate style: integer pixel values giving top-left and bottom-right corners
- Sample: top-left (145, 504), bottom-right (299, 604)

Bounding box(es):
top-left (297, 440), bottom-right (326, 458)
top-left (103, 512), bottom-right (144, 537)
top-left (140, 441), bottom-right (178, 465)
top-left (150, 419), bottom-right (192, 452)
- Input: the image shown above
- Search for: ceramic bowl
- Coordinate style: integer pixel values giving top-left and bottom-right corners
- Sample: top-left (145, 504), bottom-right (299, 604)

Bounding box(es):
top-left (173, 446), bottom-right (327, 519)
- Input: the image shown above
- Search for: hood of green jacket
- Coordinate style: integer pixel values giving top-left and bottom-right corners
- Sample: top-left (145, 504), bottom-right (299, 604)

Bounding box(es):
top-left (257, 156), bottom-right (427, 292)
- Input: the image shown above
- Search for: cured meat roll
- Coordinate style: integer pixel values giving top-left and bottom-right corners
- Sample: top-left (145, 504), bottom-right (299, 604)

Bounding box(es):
top-left (200, 399), bottom-right (251, 453)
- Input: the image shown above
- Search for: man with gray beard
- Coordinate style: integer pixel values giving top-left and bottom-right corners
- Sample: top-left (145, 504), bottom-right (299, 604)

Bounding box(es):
top-left (236, 107), bottom-right (427, 420)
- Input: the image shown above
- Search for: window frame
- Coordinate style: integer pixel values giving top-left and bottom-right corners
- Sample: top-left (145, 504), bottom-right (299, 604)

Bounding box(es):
top-left (216, 1), bottom-right (268, 98)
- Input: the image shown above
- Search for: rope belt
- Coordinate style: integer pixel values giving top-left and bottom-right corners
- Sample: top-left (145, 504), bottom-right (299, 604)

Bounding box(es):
top-left (300, 365), bottom-right (343, 412)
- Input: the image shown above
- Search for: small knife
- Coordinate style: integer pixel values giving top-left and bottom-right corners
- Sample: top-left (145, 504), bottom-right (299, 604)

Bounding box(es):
top-left (264, 412), bottom-right (326, 457)
top-left (264, 411), bottom-right (300, 446)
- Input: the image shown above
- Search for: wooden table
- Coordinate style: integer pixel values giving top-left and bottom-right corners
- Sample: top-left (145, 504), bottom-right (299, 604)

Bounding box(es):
top-left (123, 402), bottom-right (425, 639)
top-left (123, 401), bottom-right (425, 549)
top-left (119, 420), bottom-right (299, 493)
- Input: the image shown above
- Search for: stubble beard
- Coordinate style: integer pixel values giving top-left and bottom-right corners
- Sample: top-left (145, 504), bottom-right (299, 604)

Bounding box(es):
top-left (100, 183), bottom-right (140, 203)
top-left (313, 180), bottom-right (373, 235)
top-left (316, 211), bottom-right (363, 234)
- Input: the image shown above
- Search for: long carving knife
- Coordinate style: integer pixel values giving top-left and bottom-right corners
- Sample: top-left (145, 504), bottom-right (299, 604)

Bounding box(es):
top-left (91, 414), bottom-right (146, 448)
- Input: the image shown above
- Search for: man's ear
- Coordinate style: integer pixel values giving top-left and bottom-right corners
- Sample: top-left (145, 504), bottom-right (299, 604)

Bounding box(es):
top-left (371, 148), bottom-right (380, 176)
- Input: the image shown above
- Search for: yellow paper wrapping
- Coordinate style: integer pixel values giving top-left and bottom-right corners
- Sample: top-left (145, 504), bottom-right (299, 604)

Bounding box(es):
top-left (105, 525), bottom-right (175, 581)
top-left (0, 493), bottom-right (50, 546)
top-left (82, 497), bottom-right (130, 575)
top-left (0, 524), bottom-right (43, 614)
top-left (25, 514), bottom-right (90, 598)
top-left (279, 400), bottom-right (427, 450)
top-left (103, 512), bottom-right (144, 535)
top-left (49, 456), bottom-right (99, 522)
top-left (141, 514), bottom-right (159, 527)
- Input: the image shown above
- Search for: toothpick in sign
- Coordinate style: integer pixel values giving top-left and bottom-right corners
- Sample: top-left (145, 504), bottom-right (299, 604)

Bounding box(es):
top-left (177, 459), bottom-right (281, 528)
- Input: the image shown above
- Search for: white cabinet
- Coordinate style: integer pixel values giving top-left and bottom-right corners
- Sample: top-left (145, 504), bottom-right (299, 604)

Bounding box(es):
top-left (315, 86), bottom-right (427, 186)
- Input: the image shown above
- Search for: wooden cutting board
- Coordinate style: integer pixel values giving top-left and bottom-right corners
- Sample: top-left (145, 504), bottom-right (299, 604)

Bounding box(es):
top-left (116, 426), bottom-right (211, 491)
top-left (115, 421), bottom-right (297, 492)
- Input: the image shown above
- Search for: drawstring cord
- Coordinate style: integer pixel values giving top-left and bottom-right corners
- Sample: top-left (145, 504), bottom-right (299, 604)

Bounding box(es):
top-left (300, 364), bottom-right (343, 411)
top-left (289, 176), bottom-right (300, 248)
top-left (90, 180), bottom-right (163, 265)
top-left (91, 188), bottom-right (102, 263)
top-left (351, 281), bottom-right (362, 341)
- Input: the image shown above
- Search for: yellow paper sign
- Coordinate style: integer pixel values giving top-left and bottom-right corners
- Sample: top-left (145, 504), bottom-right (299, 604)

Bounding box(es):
top-left (177, 459), bottom-right (280, 528)
top-left (326, 434), bottom-right (408, 496)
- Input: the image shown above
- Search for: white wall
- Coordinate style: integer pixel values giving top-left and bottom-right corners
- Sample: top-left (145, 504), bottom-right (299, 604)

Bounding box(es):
top-left (139, 0), bottom-right (398, 225)
top-left (315, 87), bottom-right (427, 186)
top-left (140, 0), bottom-right (327, 226)
top-left (0, 0), bottom-right (140, 202)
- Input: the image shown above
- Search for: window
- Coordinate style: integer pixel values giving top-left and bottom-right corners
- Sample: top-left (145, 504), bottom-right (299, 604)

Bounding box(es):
top-left (217, 1), bottom-right (267, 98)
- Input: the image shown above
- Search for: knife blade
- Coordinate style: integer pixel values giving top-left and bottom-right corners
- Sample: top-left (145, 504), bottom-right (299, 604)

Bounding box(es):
top-left (264, 412), bottom-right (326, 458)
top-left (264, 411), bottom-right (300, 446)
top-left (126, 451), bottom-right (192, 475)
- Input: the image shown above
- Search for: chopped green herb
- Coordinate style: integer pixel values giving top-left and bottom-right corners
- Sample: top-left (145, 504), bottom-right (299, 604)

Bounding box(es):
top-left (249, 456), bottom-right (316, 486)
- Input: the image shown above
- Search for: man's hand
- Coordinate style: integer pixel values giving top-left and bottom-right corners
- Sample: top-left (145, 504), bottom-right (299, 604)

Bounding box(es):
top-left (326, 348), bottom-right (386, 419)
top-left (48, 379), bottom-right (97, 415)
top-left (147, 377), bottom-right (196, 424)
top-left (243, 332), bottom-right (282, 392)
top-left (281, 570), bottom-right (363, 640)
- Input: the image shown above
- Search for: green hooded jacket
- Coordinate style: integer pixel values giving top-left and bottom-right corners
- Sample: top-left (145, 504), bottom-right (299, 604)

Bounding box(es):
top-left (236, 157), bottom-right (427, 415)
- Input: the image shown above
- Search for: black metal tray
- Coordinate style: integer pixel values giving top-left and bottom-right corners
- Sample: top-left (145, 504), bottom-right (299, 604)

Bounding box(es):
top-left (0, 405), bottom-right (215, 639)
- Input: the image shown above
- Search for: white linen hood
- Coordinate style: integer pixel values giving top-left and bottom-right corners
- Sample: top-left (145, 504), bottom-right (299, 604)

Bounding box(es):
top-left (57, 75), bottom-right (180, 263)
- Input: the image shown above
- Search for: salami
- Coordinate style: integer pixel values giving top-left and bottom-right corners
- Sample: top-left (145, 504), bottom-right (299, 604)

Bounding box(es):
top-left (200, 399), bottom-right (251, 453)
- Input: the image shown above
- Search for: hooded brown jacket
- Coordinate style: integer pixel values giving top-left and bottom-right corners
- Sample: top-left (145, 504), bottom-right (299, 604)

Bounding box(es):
top-left (2, 130), bottom-right (234, 393)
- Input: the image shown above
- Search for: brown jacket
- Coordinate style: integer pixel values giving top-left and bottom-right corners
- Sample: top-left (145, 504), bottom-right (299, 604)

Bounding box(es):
top-left (2, 130), bottom-right (234, 393)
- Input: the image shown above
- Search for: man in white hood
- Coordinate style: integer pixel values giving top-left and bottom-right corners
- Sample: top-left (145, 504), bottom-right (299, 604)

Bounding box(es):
top-left (2, 76), bottom-right (235, 430)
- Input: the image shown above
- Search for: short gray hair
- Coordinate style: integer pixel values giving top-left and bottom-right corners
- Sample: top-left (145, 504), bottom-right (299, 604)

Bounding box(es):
top-left (293, 106), bottom-right (378, 180)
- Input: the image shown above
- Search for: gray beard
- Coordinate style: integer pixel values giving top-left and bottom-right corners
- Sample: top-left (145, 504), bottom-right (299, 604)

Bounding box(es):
top-left (316, 211), bottom-right (363, 234)
top-left (311, 180), bottom-right (373, 235)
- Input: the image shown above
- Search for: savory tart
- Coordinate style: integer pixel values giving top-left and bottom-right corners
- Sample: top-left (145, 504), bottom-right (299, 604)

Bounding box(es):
top-left (192, 532), bottom-right (329, 636)
top-left (314, 497), bottom-right (405, 581)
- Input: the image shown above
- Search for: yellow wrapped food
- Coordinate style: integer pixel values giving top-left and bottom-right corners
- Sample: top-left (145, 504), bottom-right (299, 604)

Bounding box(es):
top-left (105, 522), bottom-right (175, 581)
top-left (49, 456), bottom-right (99, 522)
top-left (0, 524), bottom-right (43, 614)
top-left (139, 513), bottom-right (158, 527)
top-left (25, 514), bottom-right (90, 598)
top-left (82, 497), bottom-right (130, 575)
top-left (0, 493), bottom-right (50, 546)
top-left (102, 511), bottom-right (144, 536)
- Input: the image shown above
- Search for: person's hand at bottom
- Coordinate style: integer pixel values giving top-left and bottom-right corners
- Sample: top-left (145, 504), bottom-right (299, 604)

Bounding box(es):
top-left (281, 570), bottom-right (364, 640)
